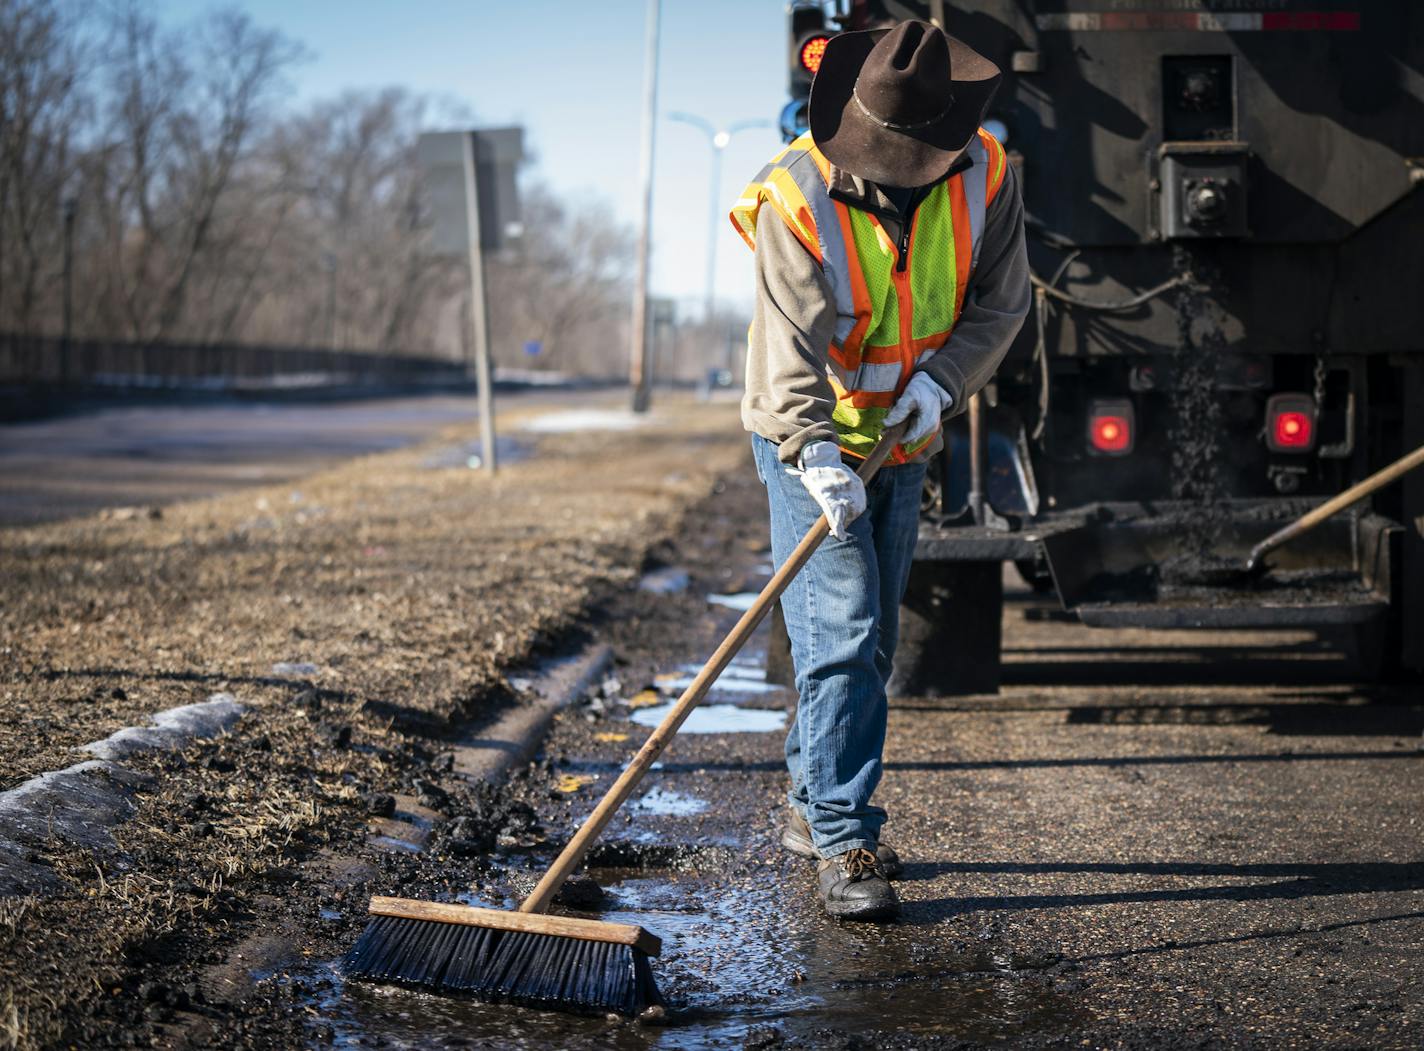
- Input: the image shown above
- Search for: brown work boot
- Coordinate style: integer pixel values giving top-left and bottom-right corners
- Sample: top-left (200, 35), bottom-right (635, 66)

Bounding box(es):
top-left (816, 848), bottom-right (900, 921)
top-left (782, 808), bottom-right (903, 879)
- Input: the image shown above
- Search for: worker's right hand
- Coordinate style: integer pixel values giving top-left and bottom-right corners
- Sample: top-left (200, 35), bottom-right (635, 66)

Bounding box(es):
top-left (793, 441), bottom-right (866, 541)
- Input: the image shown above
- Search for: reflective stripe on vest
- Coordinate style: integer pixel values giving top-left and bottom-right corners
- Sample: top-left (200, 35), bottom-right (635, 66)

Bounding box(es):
top-left (731, 128), bottom-right (1007, 462)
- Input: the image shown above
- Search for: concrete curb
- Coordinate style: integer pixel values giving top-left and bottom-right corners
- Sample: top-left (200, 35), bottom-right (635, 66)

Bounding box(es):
top-left (451, 644), bottom-right (614, 785)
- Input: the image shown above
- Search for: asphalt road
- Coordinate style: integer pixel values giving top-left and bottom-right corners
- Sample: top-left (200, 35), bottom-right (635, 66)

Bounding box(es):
top-left (342, 463), bottom-right (1424, 1049)
top-left (0, 393), bottom-right (542, 526)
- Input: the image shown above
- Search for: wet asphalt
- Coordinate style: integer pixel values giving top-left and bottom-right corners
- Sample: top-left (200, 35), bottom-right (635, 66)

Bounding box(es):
top-left (315, 467), bottom-right (1424, 1049)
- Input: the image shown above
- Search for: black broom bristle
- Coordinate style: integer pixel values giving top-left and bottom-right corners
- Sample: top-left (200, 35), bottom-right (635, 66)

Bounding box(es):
top-left (343, 916), bottom-right (663, 1016)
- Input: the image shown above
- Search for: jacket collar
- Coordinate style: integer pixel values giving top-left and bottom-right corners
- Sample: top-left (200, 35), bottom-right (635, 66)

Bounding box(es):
top-left (825, 152), bottom-right (973, 220)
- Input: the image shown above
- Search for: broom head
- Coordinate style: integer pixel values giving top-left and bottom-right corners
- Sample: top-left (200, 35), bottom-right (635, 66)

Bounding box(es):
top-left (344, 896), bottom-right (663, 1015)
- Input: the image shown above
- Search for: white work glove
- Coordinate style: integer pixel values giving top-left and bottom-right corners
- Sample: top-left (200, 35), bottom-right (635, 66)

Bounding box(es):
top-left (793, 440), bottom-right (866, 541)
top-left (883, 372), bottom-right (954, 446)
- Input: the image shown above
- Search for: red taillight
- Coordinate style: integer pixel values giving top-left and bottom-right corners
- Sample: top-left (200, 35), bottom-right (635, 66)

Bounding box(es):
top-left (1087, 399), bottom-right (1135, 456)
top-left (1265, 393), bottom-right (1316, 452)
top-left (799, 35), bottom-right (830, 75)
top-left (1274, 412), bottom-right (1311, 446)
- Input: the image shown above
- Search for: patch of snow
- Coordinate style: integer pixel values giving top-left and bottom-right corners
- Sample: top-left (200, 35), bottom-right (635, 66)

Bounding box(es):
top-left (522, 409), bottom-right (651, 434)
top-left (272, 661), bottom-right (320, 677)
top-left (0, 760), bottom-right (152, 854)
top-left (81, 694), bottom-right (245, 761)
top-left (707, 592), bottom-right (759, 612)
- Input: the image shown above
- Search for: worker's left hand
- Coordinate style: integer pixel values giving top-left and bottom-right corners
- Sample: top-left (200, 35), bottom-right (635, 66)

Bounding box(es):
top-left (883, 372), bottom-right (954, 446)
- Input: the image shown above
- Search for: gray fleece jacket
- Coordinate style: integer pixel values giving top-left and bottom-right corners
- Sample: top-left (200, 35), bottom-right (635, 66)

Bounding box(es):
top-left (741, 154), bottom-right (1030, 465)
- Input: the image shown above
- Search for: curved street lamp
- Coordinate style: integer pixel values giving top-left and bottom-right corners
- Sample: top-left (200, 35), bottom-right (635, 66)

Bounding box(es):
top-left (667, 112), bottom-right (774, 320)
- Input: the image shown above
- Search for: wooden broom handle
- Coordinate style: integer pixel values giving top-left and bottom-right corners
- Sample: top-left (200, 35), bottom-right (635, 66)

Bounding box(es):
top-left (1246, 441), bottom-right (1424, 570)
top-left (519, 421), bottom-right (913, 914)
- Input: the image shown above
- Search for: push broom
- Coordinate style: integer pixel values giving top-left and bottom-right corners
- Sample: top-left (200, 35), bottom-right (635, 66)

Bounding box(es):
top-left (344, 422), bottom-right (910, 1015)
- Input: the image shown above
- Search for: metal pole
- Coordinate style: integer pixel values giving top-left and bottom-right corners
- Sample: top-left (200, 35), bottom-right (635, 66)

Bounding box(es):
top-left (461, 132), bottom-right (498, 473)
top-left (323, 252), bottom-right (338, 349)
top-left (705, 139), bottom-right (724, 322)
top-left (629, 0), bottom-right (661, 414)
top-left (61, 196), bottom-right (76, 381)
top-left (968, 391), bottom-right (986, 526)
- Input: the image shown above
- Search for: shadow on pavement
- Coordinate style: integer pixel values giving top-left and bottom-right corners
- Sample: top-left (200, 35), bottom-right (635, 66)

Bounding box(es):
top-left (1001, 653), bottom-right (1363, 688)
top-left (1064, 909), bottom-right (1424, 964)
top-left (1062, 697), bottom-right (1424, 735)
top-left (645, 748), bottom-right (1424, 777)
top-left (899, 860), bottom-right (1424, 921)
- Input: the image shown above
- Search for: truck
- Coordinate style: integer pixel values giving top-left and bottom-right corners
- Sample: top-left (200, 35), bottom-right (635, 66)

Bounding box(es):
top-left (769, 0), bottom-right (1424, 692)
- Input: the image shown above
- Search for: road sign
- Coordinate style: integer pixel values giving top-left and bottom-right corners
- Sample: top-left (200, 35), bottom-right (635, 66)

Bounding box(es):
top-left (416, 128), bottom-right (525, 474)
top-left (417, 128), bottom-right (524, 256)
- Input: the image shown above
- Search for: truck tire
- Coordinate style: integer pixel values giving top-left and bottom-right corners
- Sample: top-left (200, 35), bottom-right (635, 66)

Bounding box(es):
top-left (1345, 604), bottom-right (1404, 687)
top-left (889, 561), bottom-right (1004, 697)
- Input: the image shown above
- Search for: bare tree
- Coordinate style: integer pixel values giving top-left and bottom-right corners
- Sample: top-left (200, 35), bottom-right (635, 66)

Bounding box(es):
top-left (254, 87), bottom-right (461, 354)
top-left (0, 0), bottom-right (90, 341)
top-left (87, 2), bottom-right (301, 343)
top-left (486, 185), bottom-right (635, 375)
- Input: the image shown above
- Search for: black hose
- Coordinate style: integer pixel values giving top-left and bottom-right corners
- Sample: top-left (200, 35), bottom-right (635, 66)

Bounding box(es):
top-left (1029, 251), bottom-right (1078, 442)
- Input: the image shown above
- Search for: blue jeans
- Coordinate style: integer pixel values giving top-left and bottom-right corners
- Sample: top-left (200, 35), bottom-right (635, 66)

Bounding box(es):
top-left (752, 434), bottom-right (926, 858)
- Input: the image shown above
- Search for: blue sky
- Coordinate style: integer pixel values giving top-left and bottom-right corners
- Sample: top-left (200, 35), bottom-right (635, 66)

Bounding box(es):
top-left (160, 0), bottom-right (790, 316)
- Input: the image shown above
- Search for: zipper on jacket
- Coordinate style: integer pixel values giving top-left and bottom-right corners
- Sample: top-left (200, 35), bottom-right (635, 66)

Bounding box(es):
top-left (896, 222), bottom-right (910, 273)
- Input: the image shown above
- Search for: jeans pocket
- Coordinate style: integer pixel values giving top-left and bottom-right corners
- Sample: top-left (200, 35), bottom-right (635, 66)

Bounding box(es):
top-left (751, 436), bottom-right (769, 486)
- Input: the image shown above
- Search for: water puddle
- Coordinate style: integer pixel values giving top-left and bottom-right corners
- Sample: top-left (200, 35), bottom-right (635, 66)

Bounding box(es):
top-left (654, 658), bottom-right (782, 698)
top-left (522, 409), bottom-right (650, 434)
top-left (629, 703), bottom-right (786, 735)
top-left (367, 797), bottom-right (436, 854)
top-left (639, 567), bottom-right (691, 595)
top-left (631, 786), bottom-right (707, 817)
top-left (368, 835), bottom-right (423, 854)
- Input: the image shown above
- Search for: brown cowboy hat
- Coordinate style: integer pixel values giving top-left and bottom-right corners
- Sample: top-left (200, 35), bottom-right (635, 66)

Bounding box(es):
top-left (809, 20), bottom-right (1002, 188)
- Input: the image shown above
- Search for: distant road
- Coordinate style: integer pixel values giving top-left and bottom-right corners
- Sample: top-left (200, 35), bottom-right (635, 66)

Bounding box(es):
top-left (0, 392), bottom-right (571, 526)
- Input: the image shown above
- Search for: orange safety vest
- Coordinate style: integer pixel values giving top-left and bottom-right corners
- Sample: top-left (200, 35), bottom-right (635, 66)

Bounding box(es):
top-left (730, 128), bottom-right (1008, 462)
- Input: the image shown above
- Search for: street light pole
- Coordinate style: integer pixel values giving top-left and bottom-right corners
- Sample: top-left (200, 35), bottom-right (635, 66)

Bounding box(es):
top-left (667, 114), bottom-right (773, 322)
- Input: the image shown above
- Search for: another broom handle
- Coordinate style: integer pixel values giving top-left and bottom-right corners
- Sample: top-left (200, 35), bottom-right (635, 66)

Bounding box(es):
top-left (519, 422), bottom-right (912, 914)
top-left (1248, 441), bottom-right (1424, 565)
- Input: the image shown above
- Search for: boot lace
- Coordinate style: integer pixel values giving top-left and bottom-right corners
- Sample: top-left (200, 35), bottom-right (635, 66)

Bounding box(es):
top-left (840, 848), bottom-right (881, 880)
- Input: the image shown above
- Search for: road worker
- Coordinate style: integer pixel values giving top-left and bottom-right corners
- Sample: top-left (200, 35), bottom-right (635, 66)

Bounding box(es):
top-left (730, 20), bottom-right (1030, 920)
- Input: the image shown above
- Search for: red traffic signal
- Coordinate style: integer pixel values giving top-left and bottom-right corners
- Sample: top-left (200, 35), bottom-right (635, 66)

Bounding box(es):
top-left (789, 4), bottom-right (829, 98)
top-left (798, 34), bottom-right (830, 76)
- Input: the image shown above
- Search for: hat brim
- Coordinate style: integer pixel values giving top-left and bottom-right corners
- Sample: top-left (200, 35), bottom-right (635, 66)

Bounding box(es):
top-left (809, 28), bottom-right (1003, 188)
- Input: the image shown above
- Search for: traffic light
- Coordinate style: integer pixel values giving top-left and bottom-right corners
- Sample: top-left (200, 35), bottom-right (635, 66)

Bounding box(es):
top-left (786, 3), bottom-right (831, 141)
top-left (789, 3), bottom-right (830, 100)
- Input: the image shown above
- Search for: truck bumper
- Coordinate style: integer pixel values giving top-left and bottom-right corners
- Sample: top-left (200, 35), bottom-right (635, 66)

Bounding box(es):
top-left (916, 502), bottom-right (1400, 631)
